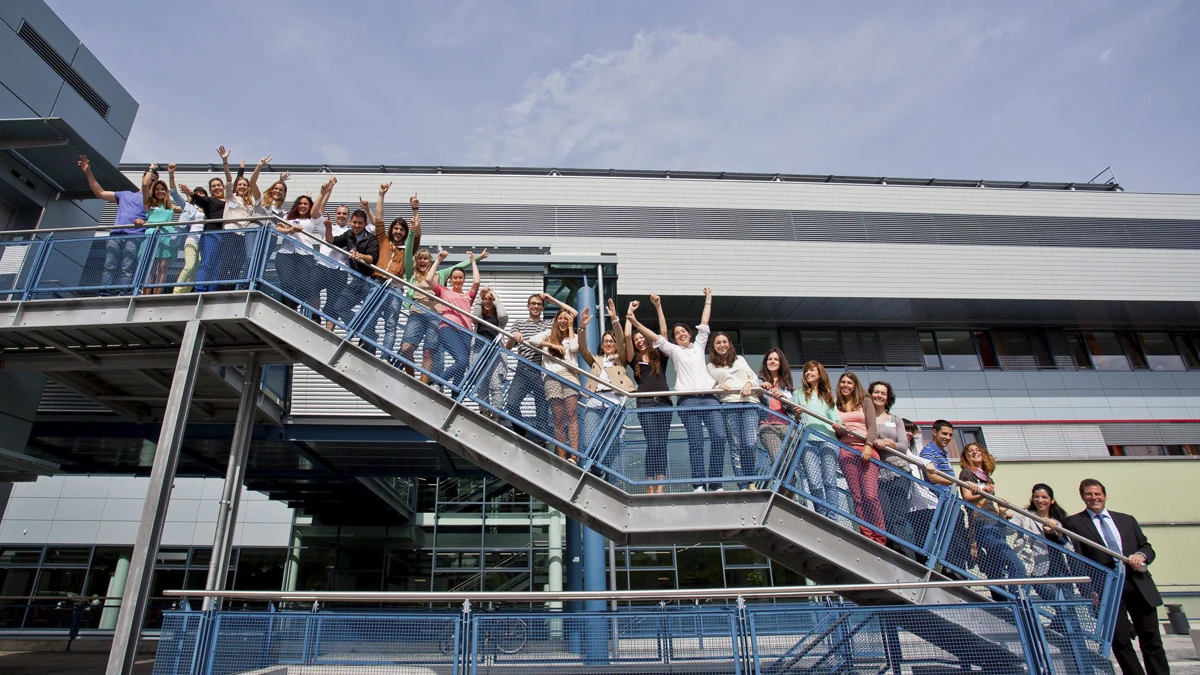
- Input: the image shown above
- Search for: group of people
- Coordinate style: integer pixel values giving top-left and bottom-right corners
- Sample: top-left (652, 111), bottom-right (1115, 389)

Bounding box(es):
top-left (78, 162), bottom-right (1166, 675)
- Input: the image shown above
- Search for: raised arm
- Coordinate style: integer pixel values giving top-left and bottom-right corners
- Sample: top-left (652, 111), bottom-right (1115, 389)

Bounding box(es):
top-left (577, 307), bottom-right (597, 367)
top-left (248, 155), bottom-right (270, 201)
top-left (700, 287), bottom-right (713, 326)
top-left (409, 193), bottom-right (422, 248)
top-left (217, 146), bottom-right (232, 184)
top-left (606, 299), bottom-right (628, 366)
top-left (649, 295), bottom-right (668, 337)
top-left (623, 302), bottom-right (639, 362)
top-left (435, 251), bottom-right (479, 284)
top-left (628, 311), bottom-right (667, 346)
top-left (77, 155), bottom-right (116, 202)
top-left (426, 249), bottom-right (449, 284)
top-left (140, 163), bottom-right (157, 204)
top-left (312, 176), bottom-right (336, 216)
top-left (467, 250), bottom-right (482, 297)
top-left (541, 292), bottom-right (577, 317)
top-left (374, 182), bottom-right (391, 231)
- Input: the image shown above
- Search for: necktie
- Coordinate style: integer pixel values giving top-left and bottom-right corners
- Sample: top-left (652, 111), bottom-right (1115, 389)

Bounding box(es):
top-left (1097, 513), bottom-right (1121, 562)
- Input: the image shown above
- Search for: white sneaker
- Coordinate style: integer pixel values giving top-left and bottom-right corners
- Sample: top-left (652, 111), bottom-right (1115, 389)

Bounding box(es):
top-left (714, 487), bottom-right (725, 492)
top-left (694, 486), bottom-right (706, 493)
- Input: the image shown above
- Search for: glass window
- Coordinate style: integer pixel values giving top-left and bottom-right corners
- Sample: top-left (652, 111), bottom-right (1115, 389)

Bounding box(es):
top-left (675, 547), bottom-right (722, 589)
top-left (740, 330), bottom-right (779, 358)
top-left (384, 549), bottom-right (432, 591)
top-left (628, 549), bottom-right (673, 567)
top-left (1177, 335), bottom-right (1200, 370)
top-left (43, 548), bottom-right (90, 566)
top-left (722, 547), bottom-right (767, 567)
top-left (771, 561), bottom-right (806, 587)
top-left (0, 547), bottom-right (43, 566)
top-left (84, 547), bottom-right (133, 599)
top-left (629, 570), bottom-right (675, 590)
top-left (974, 331), bottom-right (999, 369)
top-left (935, 332), bottom-right (981, 371)
top-left (484, 550), bottom-right (529, 569)
top-left (1139, 333), bottom-right (1186, 371)
top-left (434, 551), bottom-right (480, 570)
top-left (919, 332), bottom-right (940, 369)
top-left (155, 549), bottom-right (189, 567)
top-left (483, 572), bottom-right (530, 592)
top-left (1066, 333), bottom-right (1093, 369)
top-left (1166, 445), bottom-right (1200, 457)
top-left (993, 330), bottom-right (1056, 370)
top-left (1108, 445), bottom-right (1166, 457)
top-left (1082, 332), bottom-right (1130, 371)
top-left (232, 549), bottom-right (286, 591)
top-left (1120, 334), bottom-right (1149, 370)
top-left (726, 568), bottom-right (771, 588)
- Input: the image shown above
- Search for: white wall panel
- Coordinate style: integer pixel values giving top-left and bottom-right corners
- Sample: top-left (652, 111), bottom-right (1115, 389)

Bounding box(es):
top-left (981, 424), bottom-right (1108, 460)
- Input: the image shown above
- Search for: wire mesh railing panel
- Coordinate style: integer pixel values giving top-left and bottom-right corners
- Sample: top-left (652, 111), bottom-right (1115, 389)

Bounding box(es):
top-left (748, 603), bottom-right (1033, 675)
top-left (138, 230), bottom-right (204, 294)
top-left (1029, 600), bottom-right (1117, 675)
top-left (0, 238), bottom-right (43, 299)
top-left (202, 611), bottom-right (462, 675)
top-left (600, 404), bottom-right (794, 494)
top-left (934, 500), bottom-right (1120, 643)
top-left (469, 609), bottom-right (742, 674)
top-left (151, 611), bottom-right (206, 675)
top-left (34, 233), bottom-right (141, 296)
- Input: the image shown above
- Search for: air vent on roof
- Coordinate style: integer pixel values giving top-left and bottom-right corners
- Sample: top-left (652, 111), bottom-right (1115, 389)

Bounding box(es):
top-left (17, 21), bottom-right (110, 119)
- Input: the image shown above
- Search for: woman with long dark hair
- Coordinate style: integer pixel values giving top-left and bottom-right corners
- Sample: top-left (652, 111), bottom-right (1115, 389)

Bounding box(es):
top-left (626, 297), bottom-right (671, 493)
top-left (757, 348), bottom-right (793, 470)
top-left (833, 372), bottom-right (883, 544)
top-left (707, 333), bottom-right (760, 490)
top-left (139, 164), bottom-right (181, 294)
top-left (1010, 483), bottom-right (1073, 599)
top-left (868, 381), bottom-right (912, 549)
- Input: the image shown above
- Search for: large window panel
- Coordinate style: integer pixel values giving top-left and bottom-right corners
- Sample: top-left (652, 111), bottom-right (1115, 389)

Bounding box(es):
top-left (1139, 333), bottom-right (1186, 371)
top-left (1082, 332), bottom-right (1130, 371)
top-left (935, 332), bottom-right (981, 371)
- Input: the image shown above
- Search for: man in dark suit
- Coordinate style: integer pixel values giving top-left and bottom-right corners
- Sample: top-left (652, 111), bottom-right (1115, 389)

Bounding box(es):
top-left (1062, 478), bottom-right (1168, 675)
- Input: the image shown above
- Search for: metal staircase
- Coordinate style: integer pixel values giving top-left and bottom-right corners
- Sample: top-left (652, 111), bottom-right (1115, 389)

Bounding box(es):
top-left (0, 222), bottom-right (1122, 669)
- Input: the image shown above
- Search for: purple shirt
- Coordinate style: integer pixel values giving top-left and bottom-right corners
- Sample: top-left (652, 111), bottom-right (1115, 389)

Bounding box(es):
top-left (112, 191), bottom-right (147, 235)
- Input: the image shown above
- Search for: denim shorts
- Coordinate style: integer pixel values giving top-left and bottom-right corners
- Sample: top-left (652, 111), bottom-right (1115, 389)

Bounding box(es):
top-left (402, 307), bottom-right (441, 348)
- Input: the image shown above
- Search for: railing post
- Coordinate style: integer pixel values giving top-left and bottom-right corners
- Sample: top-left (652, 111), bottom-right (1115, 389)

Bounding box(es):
top-left (246, 226), bottom-right (273, 291)
top-left (460, 599), bottom-right (472, 675)
top-left (20, 233), bottom-right (55, 301)
top-left (129, 231), bottom-right (160, 296)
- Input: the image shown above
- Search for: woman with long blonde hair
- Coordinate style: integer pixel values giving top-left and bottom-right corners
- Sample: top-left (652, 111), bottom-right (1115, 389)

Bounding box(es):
top-left (958, 442), bottom-right (1024, 590)
top-left (794, 361), bottom-right (842, 518)
top-left (530, 302), bottom-right (583, 462)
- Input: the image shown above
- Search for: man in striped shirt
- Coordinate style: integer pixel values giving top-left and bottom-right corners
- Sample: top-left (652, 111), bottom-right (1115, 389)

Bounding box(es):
top-left (505, 293), bottom-right (554, 439)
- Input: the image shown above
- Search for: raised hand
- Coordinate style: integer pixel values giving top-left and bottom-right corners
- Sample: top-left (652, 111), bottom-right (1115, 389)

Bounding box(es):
top-left (178, 182), bottom-right (192, 195)
top-left (358, 197), bottom-right (370, 212)
top-left (467, 251), bottom-right (475, 262)
top-left (279, 171), bottom-right (291, 183)
top-left (77, 155), bottom-right (90, 173)
top-left (239, 159), bottom-right (245, 170)
top-left (437, 249), bottom-right (449, 261)
top-left (627, 300), bottom-right (640, 314)
top-left (649, 294), bottom-right (660, 307)
top-left (380, 181), bottom-right (392, 195)
top-left (167, 162), bottom-right (177, 173)
top-left (606, 298), bottom-right (618, 317)
top-left (217, 146), bottom-right (230, 161)
top-left (258, 154), bottom-right (272, 166)
top-left (579, 306), bottom-right (592, 327)
top-left (703, 287), bottom-right (712, 298)
top-left (476, 249), bottom-right (489, 260)
top-left (148, 162), bottom-right (159, 172)
top-left (410, 193), bottom-right (419, 210)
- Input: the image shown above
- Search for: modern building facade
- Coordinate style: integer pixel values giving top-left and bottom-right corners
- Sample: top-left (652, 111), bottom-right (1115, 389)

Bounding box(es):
top-left (3, 160), bottom-right (1199, 632)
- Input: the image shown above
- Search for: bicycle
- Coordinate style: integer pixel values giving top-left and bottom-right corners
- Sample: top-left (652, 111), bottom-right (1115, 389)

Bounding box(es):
top-left (439, 613), bottom-right (528, 656)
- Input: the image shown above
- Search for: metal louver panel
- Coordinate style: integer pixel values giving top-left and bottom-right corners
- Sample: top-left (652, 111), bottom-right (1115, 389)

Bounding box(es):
top-left (17, 21), bottom-right (110, 119)
top-left (1099, 423), bottom-right (1200, 445)
top-left (107, 191), bottom-right (1200, 250)
top-left (981, 424), bottom-right (1108, 460)
top-left (38, 380), bottom-right (110, 413)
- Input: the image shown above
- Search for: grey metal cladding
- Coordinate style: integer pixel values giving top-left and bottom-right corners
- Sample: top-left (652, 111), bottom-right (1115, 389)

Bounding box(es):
top-left (102, 199), bottom-right (1200, 249)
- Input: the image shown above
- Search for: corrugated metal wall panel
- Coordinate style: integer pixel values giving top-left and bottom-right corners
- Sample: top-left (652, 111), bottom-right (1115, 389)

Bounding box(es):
top-left (1099, 423), bottom-right (1200, 445)
top-left (982, 424), bottom-right (1108, 460)
top-left (38, 381), bottom-right (110, 413)
top-left (288, 271), bottom-right (545, 418)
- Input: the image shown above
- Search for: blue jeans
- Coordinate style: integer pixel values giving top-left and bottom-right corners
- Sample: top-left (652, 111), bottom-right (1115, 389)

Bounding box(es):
top-left (975, 521), bottom-right (1025, 586)
top-left (375, 292), bottom-right (404, 357)
top-left (101, 235), bottom-right (140, 293)
top-left (400, 306), bottom-right (440, 374)
top-left (676, 395), bottom-right (727, 490)
top-left (193, 231), bottom-right (244, 292)
top-left (800, 436), bottom-right (842, 519)
top-left (505, 361), bottom-right (551, 440)
top-left (437, 325), bottom-right (472, 389)
top-left (724, 406), bottom-right (759, 490)
top-left (638, 400), bottom-right (673, 481)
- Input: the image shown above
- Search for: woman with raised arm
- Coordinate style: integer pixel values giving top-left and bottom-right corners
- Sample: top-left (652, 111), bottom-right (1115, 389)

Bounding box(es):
top-left (362, 184), bottom-right (416, 356)
top-left (578, 299), bottom-right (634, 466)
top-left (471, 284), bottom-right (510, 412)
top-left (167, 164), bottom-right (206, 294)
top-left (833, 372), bottom-right (883, 544)
top-left (178, 146), bottom-right (235, 292)
top-left (707, 333), bottom-right (761, 490)
top-left (794, 361), bottom-right (842, 518)
top-left (140, 163), bottom-right (182, 294)
top-left (270, 180), bottom-right (331, 315)
top-left (399, 235), bottom-right (471, 384)
top-left (426, 249), bottom-right (485, 389)
top-left (529, 296), bottom-right (582, 462)
top-left (628, 288), bottom-right (726, 492)
top-left (757, 348), bottom-right (794, 470)
top-left (626, 297), bottom-right (671, 493)
top-left (958, 443), bottom-right (1025, 592)
top-left (254, 167), bottom-right (291, 223)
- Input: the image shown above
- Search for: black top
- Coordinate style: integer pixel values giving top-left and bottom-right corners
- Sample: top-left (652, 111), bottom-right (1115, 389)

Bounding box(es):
top-left (633, 355), bottom-right (670, 405)
top-left (958, 468), bottom-right (997, 514)
top-left (190, 194), bottom-right (226, 230)
top-left (330, 228), bottom-right (380, 277)
top-left (477, 309), bottom-right (501, 340)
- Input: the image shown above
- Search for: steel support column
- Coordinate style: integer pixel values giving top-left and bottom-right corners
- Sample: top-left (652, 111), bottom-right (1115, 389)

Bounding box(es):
top-left (106, 320), bottom-right (205, 675)
top-left (204, 354), bottom-right (262, 610)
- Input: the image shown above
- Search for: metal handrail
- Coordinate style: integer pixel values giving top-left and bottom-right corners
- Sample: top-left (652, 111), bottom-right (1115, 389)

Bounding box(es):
top-left (163, 576), bottom-right (1090, 604)
top-left (763, 390), bottom-right (1133, 564)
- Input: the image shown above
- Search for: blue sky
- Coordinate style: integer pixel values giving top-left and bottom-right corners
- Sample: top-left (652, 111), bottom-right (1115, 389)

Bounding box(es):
top-left (48, 0), bottom-right (1200, 192)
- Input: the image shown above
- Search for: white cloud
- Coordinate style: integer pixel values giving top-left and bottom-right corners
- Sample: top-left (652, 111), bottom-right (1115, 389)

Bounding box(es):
top-left (1099, 48), bottom-right (1112, 62)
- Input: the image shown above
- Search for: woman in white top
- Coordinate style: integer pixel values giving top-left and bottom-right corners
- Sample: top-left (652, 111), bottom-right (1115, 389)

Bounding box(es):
top-left (628, 287), bottom-right (726, 492)
top-left (271, 177), bottom-right (333, 315)
top-left (167, 163), bottom-right (205, 294)
top-left (212, 155), bottom-right (267, 290)
top-left (707, 333), bottom-right (760, 490)
top-left (529, 299), bottom-right (581, 463)
top-left (1009, 483), bottom-right (1073, 600)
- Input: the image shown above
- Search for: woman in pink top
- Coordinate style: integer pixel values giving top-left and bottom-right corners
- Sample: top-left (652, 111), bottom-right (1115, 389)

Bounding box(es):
top-left (426, 249), bottom-right (482, 389)
top-left (831, 372), bottom-right (884, 544)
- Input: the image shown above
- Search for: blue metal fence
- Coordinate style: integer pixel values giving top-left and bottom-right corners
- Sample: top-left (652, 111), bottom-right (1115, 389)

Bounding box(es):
top-left (154, 596), bottom-right (1112, 675)
top-left (1, 225), bottom-right (1124, 657)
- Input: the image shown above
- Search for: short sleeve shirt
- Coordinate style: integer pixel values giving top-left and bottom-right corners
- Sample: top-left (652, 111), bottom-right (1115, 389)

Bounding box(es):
top-left (112, 191), bottom-right (147, 234)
